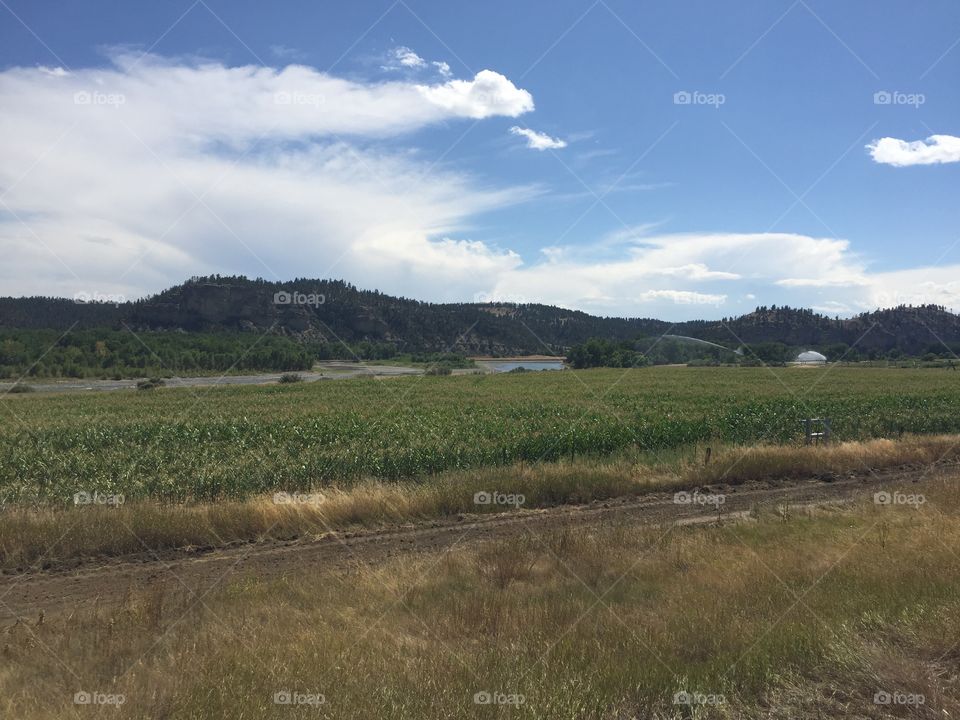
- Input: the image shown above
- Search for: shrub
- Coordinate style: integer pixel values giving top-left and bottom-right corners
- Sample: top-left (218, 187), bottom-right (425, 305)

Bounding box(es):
top-left (279, 373), bottom-right (303, 384)
top-left (7, 383), bottom-right (35, 394)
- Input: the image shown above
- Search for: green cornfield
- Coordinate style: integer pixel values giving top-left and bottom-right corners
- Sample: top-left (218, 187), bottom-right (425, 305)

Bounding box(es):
top-left (3, 366), bottom-right (960, 503)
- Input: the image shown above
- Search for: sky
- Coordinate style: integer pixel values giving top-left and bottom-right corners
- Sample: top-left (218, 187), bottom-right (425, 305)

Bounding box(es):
top-left (0, 0), bottom-right (958, 320)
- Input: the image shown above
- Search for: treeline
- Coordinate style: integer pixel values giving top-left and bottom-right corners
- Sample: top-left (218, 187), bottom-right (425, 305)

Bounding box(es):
top-left (739, 341), bottom-right (960, 365)
top-left (568, 338), bottom-right (740, 369)
top-left (568, 336), bottom-right (960, 369)
top-left (0, 330), bottom-right (312, 379)
top-left (568, 339), bottom-right (648, 369)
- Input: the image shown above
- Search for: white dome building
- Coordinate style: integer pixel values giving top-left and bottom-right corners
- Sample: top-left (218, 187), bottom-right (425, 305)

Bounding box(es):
top-left (795, 350), bottom-right (827, 365)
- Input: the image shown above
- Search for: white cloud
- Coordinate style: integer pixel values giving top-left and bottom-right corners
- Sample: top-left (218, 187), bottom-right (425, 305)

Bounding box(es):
top-left (480, 232), bottom-right (960, 318)
top-left (867, 134), bottom-right (960, 166)
top-left (638, 289), bottom-right (726, 306)
top-left (0, 52), bottom-right (536, 302)
top-left (509, 126), bottom-right (567, 150)
top-left (270, 45), bottom-right (304, 61)
top-left (417, 70), bottom-right (534, 118)
top-left (776, 276), bottom-right (869, 288)
top-left (811, 301), bottom-right (852, 314)
top-left (384, 46), bottom-right (426, 70)
top-left (5, 53), bottom-right (960, 322)
top-left (383, 47), bottom-right (453, 79)
top-left (866, 267), bottom-right (960, 310)
top-left (654, 263), bottom-right (740, 280)
top-left (483, 233), bottom-right (855, 315)
top-left (37, 65), bottom-right (69, 77)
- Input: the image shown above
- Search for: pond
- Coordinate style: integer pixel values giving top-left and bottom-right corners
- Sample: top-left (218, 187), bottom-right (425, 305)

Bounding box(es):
top-left (477, 360), bottom-right (566, 373)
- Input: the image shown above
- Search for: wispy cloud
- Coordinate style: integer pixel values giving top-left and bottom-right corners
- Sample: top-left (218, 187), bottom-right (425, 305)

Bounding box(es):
top-left (384, 45), bottom-right (427, 70)
top-left (509, 126), bottom-right (567, 151)
top-left (270, 44), bottom-right (305, 61)
top-left (381, 46), bottom-right (452, 78)
top-left (4, 51), bottom-right (959, 319)
top-left (0, 51), bottom-right (535, 301)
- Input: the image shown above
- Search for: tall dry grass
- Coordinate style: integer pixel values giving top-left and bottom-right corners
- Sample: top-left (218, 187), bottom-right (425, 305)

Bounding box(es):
top-left (690, 435), bottom-right (960, 485)
top-left (2, 435), bottom-right (959, 571)
top-left (3, 470), bottom-right (960, 718)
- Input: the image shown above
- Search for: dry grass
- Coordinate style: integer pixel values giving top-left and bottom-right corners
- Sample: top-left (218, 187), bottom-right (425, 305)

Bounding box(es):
top-left (691, 435), bottom-right (960, 485)
top-left (4, 435), bottom-right (960, 570)
top-left (3, 470), bottom-right (960, 718)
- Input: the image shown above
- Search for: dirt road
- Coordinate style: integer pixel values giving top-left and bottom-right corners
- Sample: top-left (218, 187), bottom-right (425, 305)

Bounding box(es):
top-left (0, 467), bottom-right (935, 621)
top-left (0, 363), bottom-right (421, 394)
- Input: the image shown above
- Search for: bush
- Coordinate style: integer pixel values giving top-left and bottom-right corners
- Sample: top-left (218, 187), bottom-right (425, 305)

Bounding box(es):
top-left (425, 365), bottom-right (452, 376)
top-left (279, 373), bottom-right (303, 384)
top-left (7, 383), bottom-right (35, 394)
top-left (136, 378), bottom-right (166, 391)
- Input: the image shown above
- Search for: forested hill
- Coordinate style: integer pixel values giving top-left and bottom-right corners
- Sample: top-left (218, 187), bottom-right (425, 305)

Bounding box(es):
top-left (2, 276), bottom-right (959, 357)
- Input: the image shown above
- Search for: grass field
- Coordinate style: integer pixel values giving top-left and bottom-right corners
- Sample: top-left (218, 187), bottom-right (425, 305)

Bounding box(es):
top-left (4, 367), bottom-right (960, 718)
top-left (3, 366), bottom-right (960, 504)
top-left (4, 469), bottom-right (958, 719)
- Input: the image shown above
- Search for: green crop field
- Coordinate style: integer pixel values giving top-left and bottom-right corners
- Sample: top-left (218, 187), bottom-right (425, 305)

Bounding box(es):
top-left (3, 366), bottom-right (960, 504)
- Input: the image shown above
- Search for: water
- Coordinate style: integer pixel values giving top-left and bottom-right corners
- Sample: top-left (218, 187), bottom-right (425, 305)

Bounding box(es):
top-left (478, 360), bottom-right (565, 373)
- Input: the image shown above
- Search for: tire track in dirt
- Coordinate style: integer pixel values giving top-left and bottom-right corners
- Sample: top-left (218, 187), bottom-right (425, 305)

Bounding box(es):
top-left (0, 466), bottom-right (937, 620)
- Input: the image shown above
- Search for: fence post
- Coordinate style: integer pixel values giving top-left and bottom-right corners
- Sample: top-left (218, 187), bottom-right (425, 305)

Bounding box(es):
top-left (802, 418), bottom-right (831, 445)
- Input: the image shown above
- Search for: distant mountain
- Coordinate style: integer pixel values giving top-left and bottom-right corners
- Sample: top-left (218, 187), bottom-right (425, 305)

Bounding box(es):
top-left (2, 276), bottom-right (959, 357)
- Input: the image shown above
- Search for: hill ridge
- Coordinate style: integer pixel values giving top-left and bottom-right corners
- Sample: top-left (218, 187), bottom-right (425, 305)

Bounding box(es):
top-left (2, 275), bottom-right (958, 357)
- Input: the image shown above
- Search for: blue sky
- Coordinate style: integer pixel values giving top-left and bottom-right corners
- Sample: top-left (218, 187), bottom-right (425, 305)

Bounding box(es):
top-left (1, 0), bottom-right (958, 319)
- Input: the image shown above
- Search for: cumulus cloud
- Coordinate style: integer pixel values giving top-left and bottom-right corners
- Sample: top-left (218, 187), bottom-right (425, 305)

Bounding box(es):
top-left (5, 51), bottom-right (960, 322)
top-left (417, 70), bottom-right (533, 118)
top-left (866, 267), bottom-right (960, 310)
top-left (482, 232), bottom-right (861, 315)
top-left (867, 134), bottom-right (960, 166)
top-left (477, 231), bottom-right (960, 318)
top-left (509, 126), bottom-right (567, 150)
top-left (394, 46), bottom-right (426, 68)
top-left (0, 52), bottom-right (535, 301)
top-left (432, 61), bottom-right (452, 78)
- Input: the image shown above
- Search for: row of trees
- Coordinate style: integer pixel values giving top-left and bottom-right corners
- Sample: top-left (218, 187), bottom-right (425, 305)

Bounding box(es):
top-left (0, 330), bottom-right (481, 379)
top-left (567, 337), bottom-right (743, 369)
top-left (0, 330), bottom-right (312, 379)
top-left (567, 336), bottom-right (960, 369)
